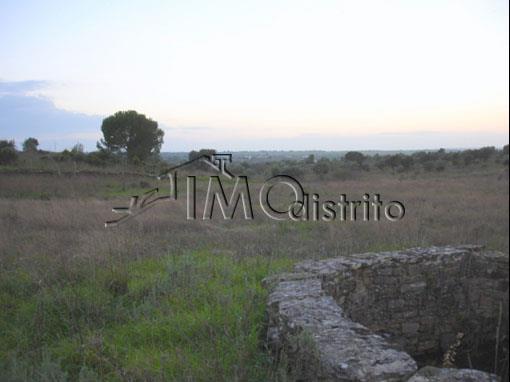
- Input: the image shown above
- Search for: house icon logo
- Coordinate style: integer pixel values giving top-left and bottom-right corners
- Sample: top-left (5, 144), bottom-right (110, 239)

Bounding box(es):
top-left (105, 154), bottom-right (406, 227)
top-left (105, 153), bottom-right (246, 227)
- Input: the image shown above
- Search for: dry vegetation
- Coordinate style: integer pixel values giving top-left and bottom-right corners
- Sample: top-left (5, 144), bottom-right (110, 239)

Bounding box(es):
top-left (0, 162), bottom-right (508, 380)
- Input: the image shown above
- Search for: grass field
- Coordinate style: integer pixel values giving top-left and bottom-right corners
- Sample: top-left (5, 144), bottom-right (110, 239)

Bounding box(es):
top-left (0, 163), bottom-right (508, 381)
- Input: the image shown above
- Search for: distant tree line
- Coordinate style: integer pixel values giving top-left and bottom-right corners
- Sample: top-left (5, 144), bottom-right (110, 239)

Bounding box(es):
top-left (0, 110), bottom-right (165, 167)
top-left (1, 122), bottom-right (509, 181)
top-left (227, 146), bottom-right (509, 180)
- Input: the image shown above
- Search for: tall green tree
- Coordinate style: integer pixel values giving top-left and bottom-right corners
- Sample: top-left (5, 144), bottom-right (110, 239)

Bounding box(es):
top-left (98, 110), bottom-right (164, 163)
top-left (22, 137), bottom-right (39, 152)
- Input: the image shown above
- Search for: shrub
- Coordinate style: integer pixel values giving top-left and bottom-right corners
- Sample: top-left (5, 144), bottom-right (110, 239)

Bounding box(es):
top-left (435, 161), bottom-right (446, 172)
top-left (377, 154), bottom-right (414, 172)
top-left (281, 165), bottom-right (304, 179)
top-left (423, 161), bottom-right (435, 172)
top-left (312, 160), bottom-right (329, 176)
top-left (0, 140), bottom-right (17, 165)
top-left (344, 151), bottom-right (366, 166)
top-left (84, 150), bottom-right (117, 167)
top-left (332, 167), bottom-right (359, 180)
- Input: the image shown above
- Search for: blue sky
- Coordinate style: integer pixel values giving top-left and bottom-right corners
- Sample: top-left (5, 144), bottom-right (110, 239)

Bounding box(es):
top-left (0, 0), bottom-right (508, 151)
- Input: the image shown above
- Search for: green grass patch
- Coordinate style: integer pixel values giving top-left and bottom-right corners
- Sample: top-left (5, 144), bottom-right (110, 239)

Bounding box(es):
top-left (0, 251), bottom-right (292, 381)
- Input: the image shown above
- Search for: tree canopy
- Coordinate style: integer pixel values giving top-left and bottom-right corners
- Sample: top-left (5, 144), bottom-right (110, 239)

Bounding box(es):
top-left (188, 149), bottom-right (217, 169)
top-left (344, 151), bottom-right (366, 165)
top-left (22, 137), bottom-right (39, 152)
top-left (98, 110), bottom-right (164, 163)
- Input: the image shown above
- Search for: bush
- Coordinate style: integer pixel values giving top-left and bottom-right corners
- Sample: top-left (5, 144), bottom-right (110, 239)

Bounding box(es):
top-left (423, 162), bottom-right (435, 172)
top-left (0, 140), bottom-right (17, 165)
top-left (84, 150), bottom-right (117, 167)
top-left (435, 161), bottom-right (446, 172)
top-left (281, 165), bottom-right (304, 179)
top-left (344, 151), bottom-right (365, 166)
top-left (376, 154), bottom-right (414, 172)
top-left (188, 149), bottom-right (217, 170)
top-left (312, 160), bottom-right (329, 176)
top-left (332, 167), bottom-right (359, 180)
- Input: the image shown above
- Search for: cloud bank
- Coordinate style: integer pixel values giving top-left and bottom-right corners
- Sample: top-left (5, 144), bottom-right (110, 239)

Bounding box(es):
top-left (0, 80), bottom-right (102, 150)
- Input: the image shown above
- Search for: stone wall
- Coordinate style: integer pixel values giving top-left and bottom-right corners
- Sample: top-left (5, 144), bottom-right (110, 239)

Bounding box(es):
top-left (265, 246), bottom-right (508, 381)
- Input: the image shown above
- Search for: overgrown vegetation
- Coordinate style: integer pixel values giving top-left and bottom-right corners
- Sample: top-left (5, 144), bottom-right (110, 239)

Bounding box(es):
top-left (0, 140), bottom-right (17, 165)
top-left (0, 251), bottom-right (291, 381)
top-left (0, 145), bottom-right (508, 380)
top-left (1, 141), bottom-right (508, 180)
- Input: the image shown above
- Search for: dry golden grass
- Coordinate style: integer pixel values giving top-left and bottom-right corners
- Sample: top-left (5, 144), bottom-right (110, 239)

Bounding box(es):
top-left (1, 170), bottom-right (508, 277)
top-left (0, 168), bottom-right (508, 380)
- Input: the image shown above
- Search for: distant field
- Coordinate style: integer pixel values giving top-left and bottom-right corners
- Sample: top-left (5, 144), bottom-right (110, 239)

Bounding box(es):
top-left (0, 161), bottom-right (508, 380)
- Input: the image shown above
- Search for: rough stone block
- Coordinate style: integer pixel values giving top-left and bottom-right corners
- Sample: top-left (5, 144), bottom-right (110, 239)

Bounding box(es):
top-left (265, 246), bottom-right (508, 381)
top-left (406, 366), bottom-right (500, 382)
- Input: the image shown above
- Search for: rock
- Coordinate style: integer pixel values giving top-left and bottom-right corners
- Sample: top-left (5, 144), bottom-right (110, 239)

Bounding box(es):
top-left (266, 273), bottom-right (417, 381)
top-left (264, 246), bottom-right (508, 382)
top-left (407, 366), bottom-right (500, 382)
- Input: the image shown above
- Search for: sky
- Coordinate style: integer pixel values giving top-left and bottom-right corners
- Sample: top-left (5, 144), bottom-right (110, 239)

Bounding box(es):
top-left (0, 0), bottom-right (508, 151)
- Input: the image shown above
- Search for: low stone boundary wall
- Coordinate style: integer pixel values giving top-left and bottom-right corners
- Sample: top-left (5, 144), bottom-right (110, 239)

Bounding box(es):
top-left (264, 246), bottom-right (508, 381)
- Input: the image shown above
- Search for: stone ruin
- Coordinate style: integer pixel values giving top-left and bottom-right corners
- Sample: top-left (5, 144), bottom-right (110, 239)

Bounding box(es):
top-left (264, 245), bottom-right (509, 381)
